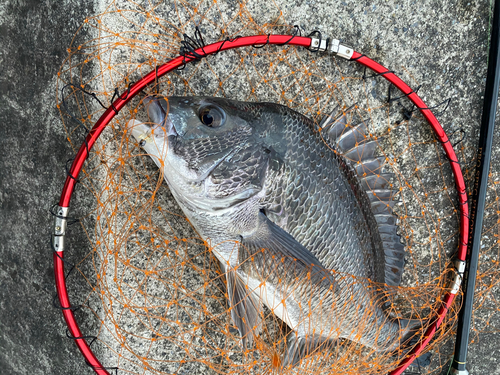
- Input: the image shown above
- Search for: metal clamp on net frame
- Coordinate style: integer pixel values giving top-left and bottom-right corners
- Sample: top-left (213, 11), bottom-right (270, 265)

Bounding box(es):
top-left (310, 35), bottom-right (354, 59)
top-left (450, 259), bottom-right (467, 295)
top-left (53, 206), bottom-right (69, 254)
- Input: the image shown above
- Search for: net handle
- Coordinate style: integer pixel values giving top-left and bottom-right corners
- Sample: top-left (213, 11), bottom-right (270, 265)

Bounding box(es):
top-left (53, 35), bottom-right (469, 375)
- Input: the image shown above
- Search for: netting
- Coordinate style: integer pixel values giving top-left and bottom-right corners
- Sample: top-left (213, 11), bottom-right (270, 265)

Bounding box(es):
top-left (52, 1), bottom-right (498, 374)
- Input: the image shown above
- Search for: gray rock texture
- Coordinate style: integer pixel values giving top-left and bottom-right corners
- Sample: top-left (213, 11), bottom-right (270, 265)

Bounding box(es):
top-left (1, 0), bottom-right (499, 374)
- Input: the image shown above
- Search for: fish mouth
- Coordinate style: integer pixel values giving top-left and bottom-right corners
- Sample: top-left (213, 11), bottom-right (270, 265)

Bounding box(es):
top-left (127, 119), bottom-right (152, 144)
top-left (143, 96), bottom-right (178, 137)
top-left (126, 118), bottom-right (175, 147)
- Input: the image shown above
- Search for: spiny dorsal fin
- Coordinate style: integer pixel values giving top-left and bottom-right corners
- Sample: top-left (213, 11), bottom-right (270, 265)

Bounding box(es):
top-left (319, 106), bottom-right (343, 136)
top-left (344, 141), bottom-right (378, 162)
top-left (366, 187), bottom-right (394, 202)
top-left (336, 121), bottom-right (368, 151)
top-left (360, 173), bottom-right (394, 191)
top-left (354, 156), bottom-right (385, 177)
top-left (319, 112), bottom-right (405, 287)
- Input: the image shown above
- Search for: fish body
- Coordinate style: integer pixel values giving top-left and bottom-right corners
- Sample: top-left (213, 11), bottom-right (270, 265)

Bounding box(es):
top-left (128, 96), bottom-right (415, 366)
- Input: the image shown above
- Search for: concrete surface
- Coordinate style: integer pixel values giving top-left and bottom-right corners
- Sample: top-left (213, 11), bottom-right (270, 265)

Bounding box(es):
top-left (1, 0), bottom-right (499, 374)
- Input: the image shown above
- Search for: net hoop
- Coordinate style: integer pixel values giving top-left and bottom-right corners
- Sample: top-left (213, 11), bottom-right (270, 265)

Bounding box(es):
top-left (52, 34), bottom-right (469, 375)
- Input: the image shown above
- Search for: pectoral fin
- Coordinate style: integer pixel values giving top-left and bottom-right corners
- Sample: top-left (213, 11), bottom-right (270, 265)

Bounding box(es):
top-left (237, 213), bottom-right (337, 366)
top-left (226, 269), bottom-right (263, 348)
top-left (240, 212), bottom-right (324, 269)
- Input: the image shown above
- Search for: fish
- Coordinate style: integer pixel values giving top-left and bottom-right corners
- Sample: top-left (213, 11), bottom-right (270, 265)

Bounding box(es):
top-left (127, 95), bottom-right (420, 367)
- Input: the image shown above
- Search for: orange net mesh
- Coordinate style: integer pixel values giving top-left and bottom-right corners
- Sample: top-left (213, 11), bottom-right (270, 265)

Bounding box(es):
top-left (55, 1), bottom-right (498, 374)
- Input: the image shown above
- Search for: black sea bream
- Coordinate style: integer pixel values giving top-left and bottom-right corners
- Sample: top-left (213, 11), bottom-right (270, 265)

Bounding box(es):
top-left (127, 96), bottom-right (419, 367)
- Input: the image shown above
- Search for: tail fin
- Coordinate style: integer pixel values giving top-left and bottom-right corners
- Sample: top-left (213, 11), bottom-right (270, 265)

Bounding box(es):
top-left (397, 318), bottom-right (433, 369)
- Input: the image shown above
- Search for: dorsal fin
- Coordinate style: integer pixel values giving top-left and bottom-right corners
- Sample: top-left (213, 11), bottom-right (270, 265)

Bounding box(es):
top-left (320, 111), bottom-right (405, 287)
top-left (354, 156), bottom-right (385, 177)
top-left (319, 105), bottom-right (345, 139)
top-left (336, 120), bottom-right (368, 151)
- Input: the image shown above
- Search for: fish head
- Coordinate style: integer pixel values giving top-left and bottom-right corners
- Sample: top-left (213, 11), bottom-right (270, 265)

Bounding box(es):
top-left (127, 96), bottom-right (279, 211)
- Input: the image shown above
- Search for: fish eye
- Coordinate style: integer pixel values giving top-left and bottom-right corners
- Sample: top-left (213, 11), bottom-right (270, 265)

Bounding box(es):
top-left (198, 105), bottom-right (226, 128)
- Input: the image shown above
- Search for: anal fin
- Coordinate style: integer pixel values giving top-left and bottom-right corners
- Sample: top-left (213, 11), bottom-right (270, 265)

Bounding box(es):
top-left (283, 334), bottom-right (336, 368)
top-left (226, 270), bottom-right (263, 348)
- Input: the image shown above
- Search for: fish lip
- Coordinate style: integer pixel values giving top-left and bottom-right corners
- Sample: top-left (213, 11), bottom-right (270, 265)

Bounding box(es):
top-left (143, 96), bottom-right (178, 136)
top-left (165, 116), bottom-right (178, 137)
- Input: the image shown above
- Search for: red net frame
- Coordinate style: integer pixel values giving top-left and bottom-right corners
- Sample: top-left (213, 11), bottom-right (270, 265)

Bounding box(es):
top-left (52, 34), bottom-right (469, 375)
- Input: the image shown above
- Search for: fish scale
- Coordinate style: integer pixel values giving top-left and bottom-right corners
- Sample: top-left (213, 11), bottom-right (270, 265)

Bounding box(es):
top-left (128, 96), bottom-right (421, 368)
top-left (257, 104), bottom-right (377, 282)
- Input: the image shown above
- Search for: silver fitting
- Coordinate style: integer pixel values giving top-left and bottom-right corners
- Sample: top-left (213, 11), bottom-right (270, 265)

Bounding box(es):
top-left (329, 39), bottom-right (339, 53)
top-left (450, 259), bottom-right (466, 295)
top-left (329, 39), bottom-right (354, 59)
top-left (53, 206), bottom-right (69, 253)
top-left (309, 37), bottom-right (354, 60)
top-left (53, 234), bottom-right (65, 253)
top-left (449, 368), bottom-right (469, 375)
top-left (310, 37), bottom-right (328, 52)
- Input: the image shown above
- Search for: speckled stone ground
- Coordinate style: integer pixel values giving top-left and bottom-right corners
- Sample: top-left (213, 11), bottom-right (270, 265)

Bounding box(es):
top-left (1, 0), bottom-right (498, 374)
